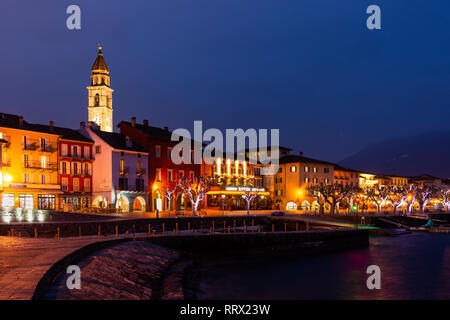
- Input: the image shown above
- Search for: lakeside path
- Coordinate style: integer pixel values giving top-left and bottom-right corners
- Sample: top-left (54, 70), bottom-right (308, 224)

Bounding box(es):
top-left (0, 235), bottom-right (112, 300)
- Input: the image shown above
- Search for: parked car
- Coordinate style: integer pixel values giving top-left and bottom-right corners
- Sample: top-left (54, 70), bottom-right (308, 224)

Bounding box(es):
top-left (271, 211), bottom-right (285, 216)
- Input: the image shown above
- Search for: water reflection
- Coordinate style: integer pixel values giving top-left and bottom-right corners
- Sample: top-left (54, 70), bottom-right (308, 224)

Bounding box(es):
top-left (198, 233), bottom-right (450, 300)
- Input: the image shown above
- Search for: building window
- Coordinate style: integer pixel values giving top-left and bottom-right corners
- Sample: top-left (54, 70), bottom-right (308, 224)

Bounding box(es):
top-left (304, 166), bottom-right (309, 172)
top-left (290, 165), bottom-right (296, 172)
top-left (41, 175), bottom-right (47, 184)
top-left (168, 169), bottom-right (173, 183)
top-left (313, 167), bottom-right (318, 173)
top-left (61, 144), bottom-right (68, 156)
top-left (120, 159), bottom-right (125, 172)
top-left (304, 177), bottom-right (310, 183)
top-left (23, 154), bottom-right (30, 167)
top-left (23, 173), bottom-right (30, 183)
top-left (73, 178), bottom-right (79, 192)
top-left (84, 179), bottom-right (90, 192)
top-left (2, 194), bottom-right (14, 207)
top-left (276, 190), bottom-right (282, 196)
top-left (155, 145), bottom-right (161, 158)
top-left (61, 161), bottom-right (67, 174)
top-left (324, 168), bottom-right (329, 173)
top-left (155, 168), bottom-right (162, 182)
top-left (19, 194), bottom-right (34, 209)
top-left (178, 170), bottom-right (184, 179)
top-left (38, 194), bottom-right (55, 210)
top-left (84, 146), bottom-right (90, 159)
top-left (119, 178), bottom-right (128, 190)
top-left (95, 145), bottom-right (101, 154)
top-left (40, 138), bottom-right (48, 151)
top-left (84, 163), bottom-right (89, 176)
top-left (313, 178), bottom-right (318, 183)
top-left (73, 162), bottom-right (79, 175)
top-left (190, 170), bottom-right (195, 181)
top-left (278, 167), bottom-right (282, 173)
top-left (62, 177), bottom-right (68, 191)
top-left (72, 146), bottom-right (79, 158)
top-left (324, 178), bottom-right (329, 184)
top-left (40, 156), bottom-right (48, 169)
top-left (136, 179), bottom-right (144, 191)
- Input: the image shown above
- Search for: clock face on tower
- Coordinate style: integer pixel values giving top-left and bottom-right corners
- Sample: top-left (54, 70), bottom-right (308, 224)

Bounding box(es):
top-left (93, 115), bottom-right (101, 125)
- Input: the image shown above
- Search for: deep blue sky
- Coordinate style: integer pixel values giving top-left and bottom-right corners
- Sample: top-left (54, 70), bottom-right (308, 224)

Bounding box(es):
top-left (0, 0), bottom-right (449, 162)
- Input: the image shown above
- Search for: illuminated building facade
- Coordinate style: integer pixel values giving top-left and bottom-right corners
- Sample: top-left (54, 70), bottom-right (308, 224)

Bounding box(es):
top-left (334, 165), bottom-right (359, 187)
top-left (274, 153), bottom-right (335, 211)
top-left (87, 44), bottom-right (114, 132)
top-left (79, 122), bottom-right (149, 212)
top-left (57, 128), bottom-right (94, 210)
top-left (118, 118), bottom-right (200, 212)
top-left (201, 156), bottom-right (271, 210)
top-left (0, 114), bottom-right (62, 209)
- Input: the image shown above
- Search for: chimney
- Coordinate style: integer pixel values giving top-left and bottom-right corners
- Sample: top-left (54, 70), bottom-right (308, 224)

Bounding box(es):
top-left (299, 151), bottom-right (303, 156)
top-left (164, 126), bottom-right (169, 131)
top-left (143, 119), bottom-right (149, 127)
top-left (49, 121), bottom-right (54, 132)
top-left (131, 117), bottom-right (136, 127)
top-left (18, 116), bottom-right (24, 128)
top-left (80, 121), bottom-right (86, 128)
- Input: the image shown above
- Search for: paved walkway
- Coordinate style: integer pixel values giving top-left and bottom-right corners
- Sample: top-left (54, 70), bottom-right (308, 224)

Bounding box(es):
top-left (0, 235), bottom-right (110, 300)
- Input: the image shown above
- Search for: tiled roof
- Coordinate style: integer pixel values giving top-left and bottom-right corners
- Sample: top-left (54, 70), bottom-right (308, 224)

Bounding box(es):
top-left (93, 129), bottom-right (147, 153)
top-left (279, 154), bottom-right (335, 166)
top-left (0, 113), bottom-right (92, 142)
top-left (118, 121), bottom-right (175, 140)
top-left (91, 47), bottom-right (109, 73)
top-left (334, 164), bottom-right (358, 172)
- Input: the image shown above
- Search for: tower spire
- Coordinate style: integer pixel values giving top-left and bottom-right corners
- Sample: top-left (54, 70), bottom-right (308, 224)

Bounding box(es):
top-left (87, 43), bottom-right (114, 132)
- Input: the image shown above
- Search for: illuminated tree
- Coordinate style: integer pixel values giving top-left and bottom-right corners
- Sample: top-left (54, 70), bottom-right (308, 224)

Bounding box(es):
top-left (307, 183), bottom-right (350, 214)
top-left (365, 186), bottom-right (390, 215)
top-left (306, 184), bottom-right (326, 215)
top-left (416, 185), bottom-right (437, 213)
top-left (179, 176), bottom-right (211, 216)
top-left (241, 177), bottom-right (259, 215)
top-left (161, 181), bottom-right (180, 217)
top-left (437, 187), bottom-right (450, 212)
top-left (344, 186), bottom-right (362, 213)
top-left (387, 185), bottom-right (407, 215)
top-left (404, 185), bottom-right (418, 214)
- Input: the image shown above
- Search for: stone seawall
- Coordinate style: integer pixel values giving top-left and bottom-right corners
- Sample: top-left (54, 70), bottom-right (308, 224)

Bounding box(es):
top-left (35, 229), bottom-right (368, 300)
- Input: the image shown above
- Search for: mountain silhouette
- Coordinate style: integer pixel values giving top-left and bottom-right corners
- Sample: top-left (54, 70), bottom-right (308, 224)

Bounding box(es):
top-left (339, 131), bottom-right (450, 179)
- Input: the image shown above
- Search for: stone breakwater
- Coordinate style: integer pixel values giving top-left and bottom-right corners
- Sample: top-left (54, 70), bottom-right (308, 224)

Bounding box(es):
top-left (45, 241), bottom-right (187, 300)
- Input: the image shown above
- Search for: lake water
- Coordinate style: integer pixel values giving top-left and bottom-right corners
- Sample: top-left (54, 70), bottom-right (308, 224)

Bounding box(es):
top-left (197, 232), bottom-right (450, 299)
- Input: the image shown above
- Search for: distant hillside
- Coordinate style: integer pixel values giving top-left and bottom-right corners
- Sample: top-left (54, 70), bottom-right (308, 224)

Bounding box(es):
top-left (339, 131), bottom-right (450, 179)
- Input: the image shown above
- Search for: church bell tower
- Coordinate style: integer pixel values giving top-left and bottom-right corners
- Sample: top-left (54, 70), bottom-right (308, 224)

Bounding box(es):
top-left (87, 44), bottom-right (114, 132)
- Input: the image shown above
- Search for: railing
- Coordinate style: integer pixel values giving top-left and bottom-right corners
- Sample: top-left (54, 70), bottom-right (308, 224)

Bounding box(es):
top-left (2, 135), bottom-right (11, 148)
top-left (23, 141), bottom-right (39, 150)
top-left (136, 168), bottom-right (146, 176)
top-left (60, 153), bottom-right (93, 160)
top-left (23, 161), bottom-right (57, 171)
top-left (40, 144), bottom-right (57, 153)
top-left (120, 167), bottom-right (129, 175)
top-left (1, 159), bottom-right (11, 167)
top-left (114, 184), bottom-right (148, 192)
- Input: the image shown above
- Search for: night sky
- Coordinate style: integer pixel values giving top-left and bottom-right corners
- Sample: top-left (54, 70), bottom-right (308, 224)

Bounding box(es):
top-left (1, 1), bottom-right (449, 162)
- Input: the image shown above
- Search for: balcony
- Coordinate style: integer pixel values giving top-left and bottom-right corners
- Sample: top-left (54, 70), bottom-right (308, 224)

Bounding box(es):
top-left (114, 184), bottom-right (148, 192)
top-left (120, 167), bottom-right (129, 175)
top-left (136, 168), bottom-right (146, 176)
top-left (23, 141), bottom-right (39, 151)
top-left (23, 161), bottom-right (57, 171)
top-left (1, 159), bottom-right (11, 167)
top-left (40, 144), bottom-right (57, 153)
top-left (1, 135), bottom-right (11, 148)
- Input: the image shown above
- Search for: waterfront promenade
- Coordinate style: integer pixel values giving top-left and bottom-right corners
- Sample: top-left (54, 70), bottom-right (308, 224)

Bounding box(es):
top-left (0, 235), bottom-right (109, 299)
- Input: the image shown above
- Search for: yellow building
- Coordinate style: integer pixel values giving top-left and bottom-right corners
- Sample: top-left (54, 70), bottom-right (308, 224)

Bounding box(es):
top-left (87, 44), bottom-right (114, 132)
top-left (274, 153), bottom-right (335, 211)
top-left (0, 114), bottom-right (62, 210)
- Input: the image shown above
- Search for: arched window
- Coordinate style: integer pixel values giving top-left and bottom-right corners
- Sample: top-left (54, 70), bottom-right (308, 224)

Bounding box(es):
top-left (94, 93), bottom-right (100, 106)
